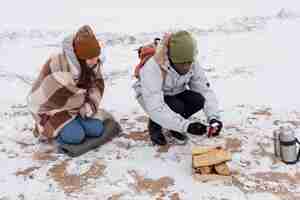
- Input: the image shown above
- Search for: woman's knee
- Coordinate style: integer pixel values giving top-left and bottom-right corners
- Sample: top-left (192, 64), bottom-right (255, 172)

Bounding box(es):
top-left (57, 118), bottom-right (85, 144)
top-left (80, 118), bottom-right (104, 137)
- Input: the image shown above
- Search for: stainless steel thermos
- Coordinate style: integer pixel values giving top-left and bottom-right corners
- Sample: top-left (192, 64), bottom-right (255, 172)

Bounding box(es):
top-left (274, 127), bottom-right (300, 164)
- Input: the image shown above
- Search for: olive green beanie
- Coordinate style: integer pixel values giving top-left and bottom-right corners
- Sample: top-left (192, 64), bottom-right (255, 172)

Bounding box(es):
top-left (169, 31), bottom-right (195, 64)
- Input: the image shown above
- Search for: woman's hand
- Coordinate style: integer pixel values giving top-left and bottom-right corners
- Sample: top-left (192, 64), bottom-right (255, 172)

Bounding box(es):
top-left (79, 102), bottom-right (94, 118)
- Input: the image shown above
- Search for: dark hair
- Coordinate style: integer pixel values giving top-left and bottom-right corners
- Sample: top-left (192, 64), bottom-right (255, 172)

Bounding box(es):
top-left (77, 59), bottom-right (98, 89)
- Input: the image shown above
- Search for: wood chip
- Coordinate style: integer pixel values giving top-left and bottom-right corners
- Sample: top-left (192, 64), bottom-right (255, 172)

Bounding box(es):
top-left (192, 147), bottom-right (213, 156)
top-left (214, 162), bottom-right (231, 176)
top-left (198, 166), bottom-right (213, 175)
top-left (192, 148), bottom-right (231, 168)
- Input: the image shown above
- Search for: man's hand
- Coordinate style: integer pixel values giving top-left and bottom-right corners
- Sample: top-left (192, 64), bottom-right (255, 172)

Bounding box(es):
top-left (187, 122), bottom-right (207, 135)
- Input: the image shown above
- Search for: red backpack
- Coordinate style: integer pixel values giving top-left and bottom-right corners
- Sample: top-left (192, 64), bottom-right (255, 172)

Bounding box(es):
top-left (134, 38), bottom-right (160, 78)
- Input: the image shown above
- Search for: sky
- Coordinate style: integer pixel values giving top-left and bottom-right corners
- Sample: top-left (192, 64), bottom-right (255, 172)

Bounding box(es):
top-left (1, 0), bottom-right (299, 31)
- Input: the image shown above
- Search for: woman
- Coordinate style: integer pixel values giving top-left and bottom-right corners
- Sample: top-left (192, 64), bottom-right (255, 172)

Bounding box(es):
top-left (28, 25), bottom-right (106, 145)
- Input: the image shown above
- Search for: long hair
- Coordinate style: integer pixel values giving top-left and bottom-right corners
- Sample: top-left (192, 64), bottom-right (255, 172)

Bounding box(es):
top-left (77, 59), bottom-right (98, 89)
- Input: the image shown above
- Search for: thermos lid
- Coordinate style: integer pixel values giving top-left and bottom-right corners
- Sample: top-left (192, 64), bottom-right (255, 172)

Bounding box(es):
top-left (280, 129), bottom-right (296, 142)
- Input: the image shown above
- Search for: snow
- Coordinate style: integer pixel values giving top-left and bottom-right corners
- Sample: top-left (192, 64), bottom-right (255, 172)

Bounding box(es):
top-left (0, 2), bottom-right (300, 200)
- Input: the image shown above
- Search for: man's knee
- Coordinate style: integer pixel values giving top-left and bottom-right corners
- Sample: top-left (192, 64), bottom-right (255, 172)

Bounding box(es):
top-left (178, 91), bottom-right (206, 118)
top-left (164, 96), bottom-right (185, 115)
top-left (186, 91), bottom-right (206, 109)
top-left (196, 92), bottom-right (205, 109)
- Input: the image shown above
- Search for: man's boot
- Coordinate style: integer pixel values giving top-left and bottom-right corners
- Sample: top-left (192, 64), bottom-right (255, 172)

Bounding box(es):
top-left (170, 130), bottom-right (187, 145)
top-left (148, 120), bottom-right (167, 145)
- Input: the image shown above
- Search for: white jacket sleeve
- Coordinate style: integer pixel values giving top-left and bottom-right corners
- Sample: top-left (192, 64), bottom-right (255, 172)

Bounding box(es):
top-left (189, 61), bottom-right (220, 121)
top-left (139, 59), bottom-right (191, 133)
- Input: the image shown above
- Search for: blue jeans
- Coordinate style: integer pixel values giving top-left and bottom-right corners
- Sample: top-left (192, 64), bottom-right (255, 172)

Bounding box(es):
top-left (56, 116), bottom-right (104, 145)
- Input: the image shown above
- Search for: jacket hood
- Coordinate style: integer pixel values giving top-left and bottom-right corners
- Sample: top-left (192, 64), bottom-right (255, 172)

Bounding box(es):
top-left (154, 32), bottom-right (198, 72)
top-left (62, 34), bottom-right (81, 80)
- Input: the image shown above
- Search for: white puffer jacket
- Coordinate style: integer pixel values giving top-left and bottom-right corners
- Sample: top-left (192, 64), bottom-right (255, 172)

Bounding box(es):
top-left (133, 35), bottom-right (220, 133)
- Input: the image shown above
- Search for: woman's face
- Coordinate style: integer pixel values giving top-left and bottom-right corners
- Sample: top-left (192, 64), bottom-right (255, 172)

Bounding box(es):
top-left (86, 57), bottom-right (99, 66)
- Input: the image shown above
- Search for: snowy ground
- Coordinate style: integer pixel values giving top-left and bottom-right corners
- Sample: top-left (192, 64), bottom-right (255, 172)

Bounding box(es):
top-left (1, 4), bottom-right (300, 200)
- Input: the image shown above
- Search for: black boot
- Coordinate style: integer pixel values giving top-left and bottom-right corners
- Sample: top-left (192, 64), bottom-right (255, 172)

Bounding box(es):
top-left (148, 120), bottom-right (167, 146)
top-left (170, 131), bottom-right (187, 144)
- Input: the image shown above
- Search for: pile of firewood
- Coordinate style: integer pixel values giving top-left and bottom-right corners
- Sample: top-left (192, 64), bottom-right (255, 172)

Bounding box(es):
top-left (192, 146), bottom-right (232, 180)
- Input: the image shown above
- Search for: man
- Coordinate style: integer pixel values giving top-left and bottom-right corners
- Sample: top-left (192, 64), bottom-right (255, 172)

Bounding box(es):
top-left (133, 30), bottom-right (223, 145)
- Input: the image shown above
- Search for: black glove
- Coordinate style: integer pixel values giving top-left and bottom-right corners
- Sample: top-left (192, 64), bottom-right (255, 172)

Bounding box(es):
top-left (208, 119), bottom-right (223, 137)
top-left (187, 122), bottom-right (207, 135)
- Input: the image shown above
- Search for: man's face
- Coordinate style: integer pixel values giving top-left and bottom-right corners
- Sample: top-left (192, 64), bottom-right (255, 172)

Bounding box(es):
top-left (172, 62), bottom-right (192, 75)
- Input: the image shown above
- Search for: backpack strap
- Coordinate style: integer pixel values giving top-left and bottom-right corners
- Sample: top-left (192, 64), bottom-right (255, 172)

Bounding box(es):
top-left (160, 66), bottom-right (167, 85)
